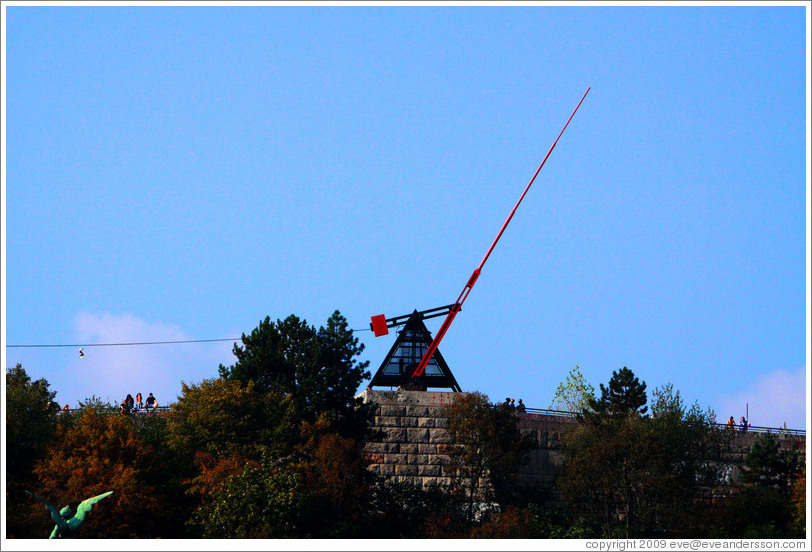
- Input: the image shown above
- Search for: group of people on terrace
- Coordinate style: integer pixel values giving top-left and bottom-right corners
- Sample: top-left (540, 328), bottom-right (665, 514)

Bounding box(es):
top-left (726, 415), bottom-right (749, 432)
top-left (503, 397), bottom-right (526, 413)
top-left (120, 392), bottom-right (158, 414)
top-left (59, 392), bottom-right (158, 414)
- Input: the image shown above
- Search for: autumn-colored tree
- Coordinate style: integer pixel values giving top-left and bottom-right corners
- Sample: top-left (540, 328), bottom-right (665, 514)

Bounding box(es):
top-left (187, 416), bottom-right (374, 538)
top-left (293, 415), bottom-right (374, 536)
top-left (166, 377), bottom-right (298, 461)
top-left (444, 392), bottom-right (531, 523)
top-left (790, 465), bottom-right (806, 537)
top-left (184, 451), bottom-right (252, 499)
top-left (468, 505), bottom-right (538, 538)
top-left (31, 405), bottom-right (177, 538)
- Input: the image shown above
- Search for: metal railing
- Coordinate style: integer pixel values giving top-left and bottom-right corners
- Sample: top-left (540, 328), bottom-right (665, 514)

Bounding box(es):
top-left (712, 422), bottom-right (805, 437)
top-left (519, 407), bottom-right (805, 437)
top-left (59, 405), bottom-right (173, 415)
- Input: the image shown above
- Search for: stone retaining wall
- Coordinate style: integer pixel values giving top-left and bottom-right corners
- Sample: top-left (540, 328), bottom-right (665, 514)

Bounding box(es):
top-left (360, 389), bottom-right (806, 489)
top-left (360, 389), bottom-right (458, 488)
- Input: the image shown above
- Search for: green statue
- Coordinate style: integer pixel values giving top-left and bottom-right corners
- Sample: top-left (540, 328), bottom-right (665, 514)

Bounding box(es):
top-left (26, 490), bottom-right (114, 538)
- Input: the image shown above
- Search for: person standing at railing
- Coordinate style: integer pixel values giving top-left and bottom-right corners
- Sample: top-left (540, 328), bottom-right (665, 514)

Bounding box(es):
top-left (739, 416), bottom-right (749, 433)
top-left (727, 416), bottom-right (736, 430)
top-left (517, 399), bottom-right (526, 413)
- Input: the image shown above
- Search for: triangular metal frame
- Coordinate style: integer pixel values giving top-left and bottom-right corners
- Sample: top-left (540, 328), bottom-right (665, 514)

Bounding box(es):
top-left (369, 310), bottom-right (461, 392)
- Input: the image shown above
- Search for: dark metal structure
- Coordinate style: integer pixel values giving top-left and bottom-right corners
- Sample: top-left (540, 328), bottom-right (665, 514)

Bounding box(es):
top-left (368, 307), bottom-right (461, 392)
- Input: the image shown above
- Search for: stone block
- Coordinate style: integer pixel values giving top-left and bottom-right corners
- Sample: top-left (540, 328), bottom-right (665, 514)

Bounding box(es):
top-left (395, 464), bottom-right (418, 476)
top-left (399, 416), bottom-right (418, 427)
top-left (364, 442), bottom-right (385, 453)
top-left (386, 428), bottom-right (406, 442)
top-left (399, 443), bottom-right (418, 454)
top-left (407, 454), bottom-right (429, 465)
top-left (369, 463), bottom-right (393, 476)
top-left (418, 443), bottom-right (437, 454)
top-left (381, 405), bottom-right (407, 417)
top-left (418, 464), bottom-right (442, 477)
top-left (384, 442), bottom-right (400, 454)
top-left (406, 405), bottom-right (429, 417)
top-left (426, 406), bottom-right (447, 418)
top-left (417, 417), bottom-right (435, 428)
top-left (429, 428), bottom-right (451, 443)
top-left (434, 476), bottom-right (452, 487)
top-left (384, 453), bottom-right (407, 465)
top-left (434, 416), bottom-right (448, 428)
top-left (376, 416), bottom-right (400, 427)
top-left (407, 428), bottom-right (430, 443)
top-left (394, 475), bottom-right (416, 485)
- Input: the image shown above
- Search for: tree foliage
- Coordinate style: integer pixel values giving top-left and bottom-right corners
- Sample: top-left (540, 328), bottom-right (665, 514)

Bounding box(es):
top-left (189, 458), bottom-right (307, 538)
top-left (710, 433), bottom-right (806, 538)
top-left (31, 407), bottom-right (179, 538)
top-left (166, 377), bottom-right (297, 461)
top-left (5, 365), bottom-right (62, 537)
top-left (739, 432), bottom-right (800, 491)
top-left (588, 366), bottom-right (648, 418)
top-left (444, 392), bottom-right (531, 522)
top-left (559, 371), bottom-right (725, 537)
top-left (549, 364), bottom-right (596, 412)
top-left (218, 311), bottom-right (371, 435)
top-left (5, 364), bottom-right (61, 481)
top-left (6, 335), bottom-right (805, 539)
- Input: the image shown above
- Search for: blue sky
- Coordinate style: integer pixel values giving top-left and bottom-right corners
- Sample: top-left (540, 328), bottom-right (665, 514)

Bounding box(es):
top-left (3, 4), bottom-right (809, 429)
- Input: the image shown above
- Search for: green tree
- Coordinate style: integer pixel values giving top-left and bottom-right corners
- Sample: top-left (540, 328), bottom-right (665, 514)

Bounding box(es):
top-left (218, 311), bottom-right (371, 433)
top-left (587, 366), bottom-right (648, 418)
top-left (740, 432), bottom-right (800, 491)
top-left (549, 364), bottom-right (596, 412)
top-left (189, 457), bottom-right (308, 538)
top-left (365, 480), bottom-right (467, 538)
top-left (187, 414), bottom-right (375, 538)
top-left (444, 392), bottom-right (531, 523)
top-left (5, 364), bottom-right (60, 481)
top-left (713, 433), bottom-right (805, 538)
top-left (559, 373), bottom-right (723, 537)
top-left (5, 365), bottom-right (62, 538)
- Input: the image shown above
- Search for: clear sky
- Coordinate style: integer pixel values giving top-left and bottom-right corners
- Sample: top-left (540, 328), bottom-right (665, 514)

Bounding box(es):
top-left (3, 3), bottom-right (809, 430)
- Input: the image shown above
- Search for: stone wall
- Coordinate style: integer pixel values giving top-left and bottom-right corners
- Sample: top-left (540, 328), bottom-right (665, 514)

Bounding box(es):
top-left (360, 389), bottom-right (806, 488)
top-left (360, 389), bottom-right (457, 488)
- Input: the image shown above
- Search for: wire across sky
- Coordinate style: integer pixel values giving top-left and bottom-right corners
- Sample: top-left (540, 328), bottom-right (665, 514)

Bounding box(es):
top-left (6, 327), bottom-right (374, 349)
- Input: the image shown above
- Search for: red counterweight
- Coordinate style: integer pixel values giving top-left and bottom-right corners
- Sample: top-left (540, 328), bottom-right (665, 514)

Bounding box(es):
top-left (411, 87), bottom-right (591, 380)
top-left (370, 314), bottom-right (389, 337)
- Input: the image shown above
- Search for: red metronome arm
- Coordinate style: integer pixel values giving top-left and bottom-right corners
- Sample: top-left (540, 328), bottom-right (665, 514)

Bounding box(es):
top-left (411, 87), bottom-right (591, 380)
